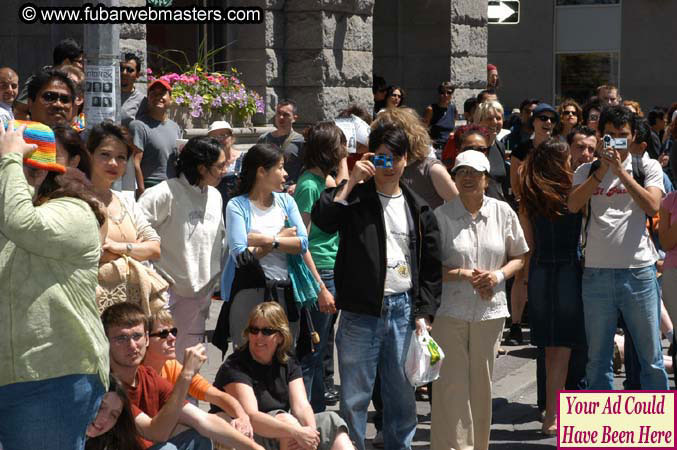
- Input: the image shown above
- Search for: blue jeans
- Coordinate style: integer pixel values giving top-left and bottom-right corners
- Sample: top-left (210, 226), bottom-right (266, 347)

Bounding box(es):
top-left (301, 269), bottom-right (337, 412)
top-left (0, 374), bottom-right (104, 450)
top-left (337, 291), bottom-right (416, 450)
top-left (582, 266), bottom-right (668, 390)
top-left (148, 429), bottom-right (212, 450)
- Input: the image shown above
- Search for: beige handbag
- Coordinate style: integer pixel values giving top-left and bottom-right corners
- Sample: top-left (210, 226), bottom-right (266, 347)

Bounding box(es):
top-left (96, 255), bottom-right (169, 315)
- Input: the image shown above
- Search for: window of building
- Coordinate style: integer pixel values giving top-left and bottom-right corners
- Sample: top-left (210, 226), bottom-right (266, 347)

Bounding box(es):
top-left (555, 53), bottom-right (620, 104)
top-left (556, 0), bottom-right (619, 5)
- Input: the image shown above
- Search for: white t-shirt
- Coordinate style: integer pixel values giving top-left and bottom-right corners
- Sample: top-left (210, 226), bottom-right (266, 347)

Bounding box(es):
top-left (378, 191), bottom-right (413, 295)
top-left (250, 202), bottom-right (288, 281)
top-left (573, 154), bottom-right (664, 268)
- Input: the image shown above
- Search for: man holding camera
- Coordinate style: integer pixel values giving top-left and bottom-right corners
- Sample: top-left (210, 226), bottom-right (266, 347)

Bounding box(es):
top-left (568, 105), bottom-right (668, 390)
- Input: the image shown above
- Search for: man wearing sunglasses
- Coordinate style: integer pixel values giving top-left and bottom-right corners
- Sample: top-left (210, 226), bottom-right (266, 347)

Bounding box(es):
top-left (25, 68), bottom-right (76, 128)
top-left (102, 302), bottom-right (263, 450)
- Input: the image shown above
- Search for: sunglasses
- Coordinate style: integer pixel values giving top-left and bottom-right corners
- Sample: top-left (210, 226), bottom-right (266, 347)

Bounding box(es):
top-left (149, 327), bottom-right (178, 339)
top-left (536, 115), bottom-right (556, 123)
top-left (561, 110), bottom-right (577, 116)
top-left (41, 91), bottom-right (72, 104)
top-left (247, 326), bottom-right (278, 336)
top-left (462, 146), bottom-right (489, 154)
top-left (121, 66), bottom-right (136, 74)
top-left (588, 114), bottom-right (600, 121)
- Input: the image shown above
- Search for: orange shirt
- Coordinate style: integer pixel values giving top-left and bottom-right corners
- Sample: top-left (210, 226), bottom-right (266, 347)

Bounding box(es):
top-left (160, 359), bottom-right (213, 401)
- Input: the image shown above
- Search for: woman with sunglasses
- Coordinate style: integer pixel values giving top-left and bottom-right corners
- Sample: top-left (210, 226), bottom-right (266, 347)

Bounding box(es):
top-left (218, 143), bottom-right (308, 351)
top-left (432, 150), bottom-right (528, 450)
top-left (472, 102), bottom-right (512, 205)
top-left (422, 81), bottom-right (457, 151)
top-left (212, 302), bottom-right (354, 450)
top-left (384, 85), bottom-right (405, 110)
top-left (519, 139), bottom-right (584, 435)
top-left (142, 309), bottom-right (254, 439)
top-left (582, 99), bottom-right (602, 134)
top-left (139, 136), bottom-right (227, 361)
top-left (555, 99), bottom-right (582, 140)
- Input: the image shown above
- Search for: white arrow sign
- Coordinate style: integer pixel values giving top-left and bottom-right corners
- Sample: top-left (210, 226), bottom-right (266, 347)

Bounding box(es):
top-left (488, 1), bottom-right (519, 24)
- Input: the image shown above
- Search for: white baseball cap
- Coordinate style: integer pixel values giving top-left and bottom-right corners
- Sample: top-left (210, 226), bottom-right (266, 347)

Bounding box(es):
top-left (451, 150), bottom-right (490, 174)
top-left (208, 121), bottom-right (233, 133)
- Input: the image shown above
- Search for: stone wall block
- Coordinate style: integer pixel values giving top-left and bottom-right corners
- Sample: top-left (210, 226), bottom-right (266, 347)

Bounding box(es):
top-left (450, 23), bottom-right (487, 57)
top-left (287, 86), bottom-right (373, 123)
top-left (287, 49), bottom-right (372, 87)
top-left (286, 0), bottom-right (374, 15)
top-left (286, 12), bottom-right (324, 49)
top-left (120, 23), bottom-right (145, 40)
top-left (449, 56), bottom-right (487, 87)
top-left (323, 13), bottom-right (373, 51)
top-left (450, 0), bottom-right (488, 23)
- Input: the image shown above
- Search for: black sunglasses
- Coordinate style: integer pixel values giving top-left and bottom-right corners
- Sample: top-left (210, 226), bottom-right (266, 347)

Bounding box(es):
top-left (247, 326), bottom-right (278, 336)
top-left (41, 91), bottom-right (72, 105)
top-left (561, 110), bottom-right (577, 116)
top-left (121, 66), bottom-right (136, 74)
top-left (536, 115), bottom-right (556, 123)
top-left (149, 327), bottom-right (178, 339)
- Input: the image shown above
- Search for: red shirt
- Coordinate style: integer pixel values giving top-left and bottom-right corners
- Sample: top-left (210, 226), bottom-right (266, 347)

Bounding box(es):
top-left (126, 365), bottom-right (175, 448)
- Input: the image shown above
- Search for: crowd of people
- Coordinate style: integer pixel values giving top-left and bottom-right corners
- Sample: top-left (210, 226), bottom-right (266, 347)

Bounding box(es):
top-left (1, 37), bottom-right (677, 450)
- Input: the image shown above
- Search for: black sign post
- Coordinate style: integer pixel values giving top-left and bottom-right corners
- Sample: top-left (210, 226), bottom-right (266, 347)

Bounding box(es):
top-left (488, 0), bottom-right (520, 25)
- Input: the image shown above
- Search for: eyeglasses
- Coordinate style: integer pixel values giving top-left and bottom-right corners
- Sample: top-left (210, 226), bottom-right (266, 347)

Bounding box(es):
top-left (588, 114), bottom-right (600, 121)
top-left (536, 115), bottom-right (556, 123)
top-left (149, 327), bottom-right (178, 339)
top-left (247, 326), bottom-right (278, 336)
top-left (121, 66), bottom-right (136, 74)
top-left (111, 332), bottom-right (145, 345)
top-left (41, 91), bottom-right (73, 105)
top-left (561, 110), bottom-right (577, 116)
top-left (389, 93), bottom-right (401, 98)
top-left (461, 146), bottom-right (489, 154)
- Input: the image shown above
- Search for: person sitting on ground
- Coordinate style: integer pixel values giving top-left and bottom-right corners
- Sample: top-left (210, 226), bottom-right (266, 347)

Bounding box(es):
top-left (143, 309), bottom-right (254, 439)
top-left (85, 374), bottom-right (144, 450)
top-left (211, 302), bottom-right (354, 450)
top-left (101, 302), bottom-right (264, 450)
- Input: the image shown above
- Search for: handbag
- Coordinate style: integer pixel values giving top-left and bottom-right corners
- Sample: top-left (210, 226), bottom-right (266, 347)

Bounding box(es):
top-left (96, 255), bottom-right (169, 315)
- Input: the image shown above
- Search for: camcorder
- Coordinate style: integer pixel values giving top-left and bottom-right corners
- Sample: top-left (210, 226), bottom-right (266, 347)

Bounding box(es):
top-left (602, 134), bottom-right (628, 150)
top-left (370, 154), bottom-right (393, 169)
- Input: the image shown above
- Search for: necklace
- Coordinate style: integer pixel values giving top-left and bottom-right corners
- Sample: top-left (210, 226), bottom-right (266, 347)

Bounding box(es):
top-left (107, 196), bottom-right (130, 242)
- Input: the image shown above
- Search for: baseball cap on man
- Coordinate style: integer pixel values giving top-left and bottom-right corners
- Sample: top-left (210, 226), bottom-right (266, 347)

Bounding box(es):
top-left (451, 150), bottom-right (490, 175)
top-left (148, 79), bottom-right (171, 93)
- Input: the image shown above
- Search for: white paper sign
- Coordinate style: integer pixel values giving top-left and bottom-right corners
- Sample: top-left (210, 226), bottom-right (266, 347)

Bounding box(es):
top-left (84, 64), bottom-right (116, 128)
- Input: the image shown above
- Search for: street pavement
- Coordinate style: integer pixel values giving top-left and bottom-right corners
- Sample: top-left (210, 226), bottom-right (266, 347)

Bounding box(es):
top-left (198, 300), bottom-right (656, 449)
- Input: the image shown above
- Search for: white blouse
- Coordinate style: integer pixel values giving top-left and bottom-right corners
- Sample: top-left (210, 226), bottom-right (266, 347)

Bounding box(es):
top-left (434, 196), bottom-right (529, 322)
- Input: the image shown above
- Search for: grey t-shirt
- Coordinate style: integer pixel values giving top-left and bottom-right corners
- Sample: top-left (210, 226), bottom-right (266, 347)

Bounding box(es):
top-left (257, 130), bottom-right (305, 184)
top-left (120, 88), bottom-right (146, 127)
top-left (129, 116), bottom-right (182, 184)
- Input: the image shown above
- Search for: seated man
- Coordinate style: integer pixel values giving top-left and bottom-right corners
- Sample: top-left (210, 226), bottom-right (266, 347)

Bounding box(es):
top-left (101, 303), bottom-right (263, 450)
top-left (143, 309), bottom-right (253, 439)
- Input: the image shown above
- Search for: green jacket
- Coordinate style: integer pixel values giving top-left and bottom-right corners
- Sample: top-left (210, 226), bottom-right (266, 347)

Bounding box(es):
top-left (0, 152), bottom-right (109, 389)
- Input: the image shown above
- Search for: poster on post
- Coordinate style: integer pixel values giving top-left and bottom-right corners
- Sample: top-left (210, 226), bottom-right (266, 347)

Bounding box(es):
top-left (84, 64), bottom-right (116, 128)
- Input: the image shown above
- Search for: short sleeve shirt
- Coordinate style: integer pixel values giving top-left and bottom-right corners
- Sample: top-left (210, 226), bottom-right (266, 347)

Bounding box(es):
top-left (211, 347), bottom-right (302, 413)
top-left (434, 196), bottom-right (529, 322)
top-left (294, 171), bottom-right (338, 270)
top-left (129, 116), bottom-right (182, 183)
top-left (573, 154), bottom-right (664, 268)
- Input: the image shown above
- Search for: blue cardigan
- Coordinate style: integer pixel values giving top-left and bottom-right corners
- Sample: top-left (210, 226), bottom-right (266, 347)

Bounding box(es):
top-left (220, 192), bottom-right (309, 301)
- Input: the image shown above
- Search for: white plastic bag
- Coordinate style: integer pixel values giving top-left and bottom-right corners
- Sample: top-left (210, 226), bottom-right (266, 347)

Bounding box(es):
top-left (404, 329), bottom-right (445, 387)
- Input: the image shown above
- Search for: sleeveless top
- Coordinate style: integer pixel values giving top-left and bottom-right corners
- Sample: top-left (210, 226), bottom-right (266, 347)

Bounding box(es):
top-left (429, 103), bottom-right (456, 148)
top-left (402, 157), bottom-right (445, 209)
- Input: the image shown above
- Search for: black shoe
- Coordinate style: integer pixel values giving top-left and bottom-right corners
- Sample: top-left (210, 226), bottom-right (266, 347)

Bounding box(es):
top-left (505, 323), bottom-right (523, 346)
top-left (324, 390), bottom-right (339, 405)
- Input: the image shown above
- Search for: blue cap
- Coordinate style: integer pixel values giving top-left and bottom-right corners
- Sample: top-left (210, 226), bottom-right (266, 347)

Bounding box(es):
top-left (529, 103), bottom-right (559, 127)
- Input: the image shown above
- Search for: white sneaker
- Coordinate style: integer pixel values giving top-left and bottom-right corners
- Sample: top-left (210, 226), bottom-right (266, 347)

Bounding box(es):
top-left (372, 431), bottom-right (384, 448)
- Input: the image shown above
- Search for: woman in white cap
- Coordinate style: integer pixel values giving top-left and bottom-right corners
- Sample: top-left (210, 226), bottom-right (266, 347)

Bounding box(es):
top-left (209, 121), bottom-right (244, 212)
top-left (431, 150), bottom-right (528, 450)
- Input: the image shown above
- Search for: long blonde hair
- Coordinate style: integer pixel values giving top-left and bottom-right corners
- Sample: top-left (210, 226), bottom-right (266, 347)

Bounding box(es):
top-left (242, 302), bottom-right (293, 364)
top-left (373, 107), bottom-right (432, 161)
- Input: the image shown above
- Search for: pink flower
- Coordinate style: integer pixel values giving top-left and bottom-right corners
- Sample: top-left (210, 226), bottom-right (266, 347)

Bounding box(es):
top-left (146, 68), bottom-right (153, 75)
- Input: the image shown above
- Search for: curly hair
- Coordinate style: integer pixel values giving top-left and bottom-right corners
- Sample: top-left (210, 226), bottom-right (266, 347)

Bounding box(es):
top-left (453, 124), bottom-right (491, 150)
top-left (622, 100), bottom-right (644, 117)
top-left (555, 98), bottom-right (583, 135)
top-left (372, 107), bottom-right (431, 161)
top-left (520, 138), bottom-right (572, 220)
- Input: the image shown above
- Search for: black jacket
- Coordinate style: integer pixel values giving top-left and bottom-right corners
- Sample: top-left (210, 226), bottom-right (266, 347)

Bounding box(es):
top-left (311, 179), bottom-right (442, 319)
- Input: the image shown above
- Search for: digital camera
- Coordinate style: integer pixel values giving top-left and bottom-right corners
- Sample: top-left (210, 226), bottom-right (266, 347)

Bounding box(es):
top-left (371, 154), bottom-right (393, 169)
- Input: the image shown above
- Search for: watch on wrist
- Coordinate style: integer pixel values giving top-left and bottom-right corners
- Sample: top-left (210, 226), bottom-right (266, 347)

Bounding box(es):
top-left (272, 237), bottom-right (280, 249)
top-left (126, 243), bottom-right (133, 254)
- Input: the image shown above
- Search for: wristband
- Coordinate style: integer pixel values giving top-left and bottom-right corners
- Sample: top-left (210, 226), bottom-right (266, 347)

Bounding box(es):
top-left (493, 270), bottom-right (505, 284)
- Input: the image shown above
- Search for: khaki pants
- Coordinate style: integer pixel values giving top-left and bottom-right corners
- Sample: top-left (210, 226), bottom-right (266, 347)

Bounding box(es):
top-left (431, 316), bottom-right (505, 450)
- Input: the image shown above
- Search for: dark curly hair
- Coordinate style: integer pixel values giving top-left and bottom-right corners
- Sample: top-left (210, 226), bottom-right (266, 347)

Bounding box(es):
top-left (454, 124), bottom-right (491, 150)
top-left (176, 136), bottom-right (224, 185)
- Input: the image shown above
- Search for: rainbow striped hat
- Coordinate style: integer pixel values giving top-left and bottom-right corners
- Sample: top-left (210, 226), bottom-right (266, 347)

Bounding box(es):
top-left (7, 120), bottom-right (65, 173)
